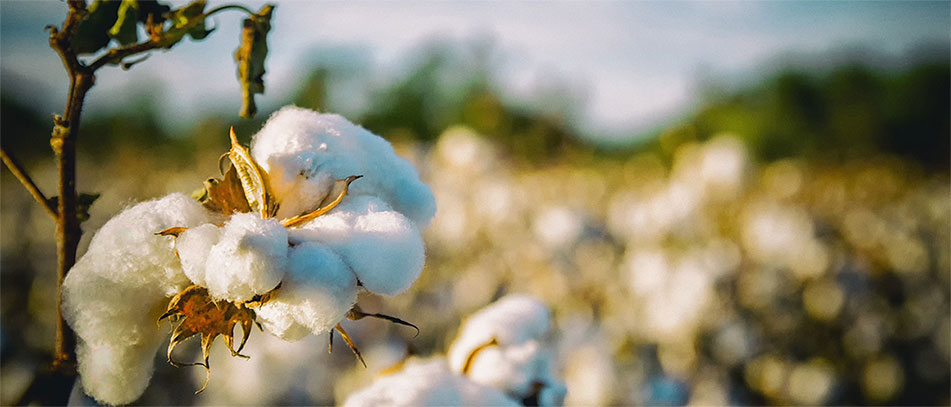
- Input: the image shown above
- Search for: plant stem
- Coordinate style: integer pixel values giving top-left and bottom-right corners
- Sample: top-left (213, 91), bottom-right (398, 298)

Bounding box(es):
top-left (48, 0), bottom-right (92, 372)
top-left (0, 148), bottom-right (58, 220)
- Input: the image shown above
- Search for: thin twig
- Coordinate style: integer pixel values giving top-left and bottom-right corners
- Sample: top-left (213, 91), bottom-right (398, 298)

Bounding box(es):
top-left (1, 148), bottom-right (58, 220)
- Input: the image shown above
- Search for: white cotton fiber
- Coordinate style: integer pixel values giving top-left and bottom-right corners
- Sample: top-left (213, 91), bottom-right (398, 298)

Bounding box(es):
top-left (202, 212), bottom-right (288, 302)
top-left (288, 195), bottom-right (424, 296)
top-left (342, 358), bottom-right (519, 407)
top-left (62, 193), bottom-right (216, 405)
top-left (255, 242), bottom-right (357, 339)
top-left (175, 223), bottom-right (221, 287)
top-left (447, 295), bottom-right (564, 403)
top-left (250, 106), bottom-right (436, 227)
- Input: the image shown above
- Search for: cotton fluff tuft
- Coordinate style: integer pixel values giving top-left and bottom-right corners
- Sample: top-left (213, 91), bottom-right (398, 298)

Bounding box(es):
top-left (200, 212), bottom-right (288, 302)
top-left (289, 195), bottom-right (424, 296)
top-left (255, 242), bottom-right (357, 340)
top-left (250, 106), bottom-right (436, 227)
top-left (447, 295), bottom-right (564, 404)
top-left (62, 193), bottom-right (216, 405)
top-left (343, 358), bottom-right (519, 407)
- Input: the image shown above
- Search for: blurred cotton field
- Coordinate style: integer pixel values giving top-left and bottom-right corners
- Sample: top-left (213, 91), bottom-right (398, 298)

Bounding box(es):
top-left (3, 118), bottom-right (948, 405)
top-left (2, 1), bottom-right (950, 405)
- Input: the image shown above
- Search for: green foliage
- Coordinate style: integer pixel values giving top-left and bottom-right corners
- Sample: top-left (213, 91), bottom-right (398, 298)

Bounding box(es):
top-left (689, 62), bottom-right (950, 167)
top-left (72, 0), bottom-right (121, 54)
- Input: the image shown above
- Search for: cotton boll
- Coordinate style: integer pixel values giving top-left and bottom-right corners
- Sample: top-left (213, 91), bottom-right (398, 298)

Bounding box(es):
top-left (204, 213), bottom-right (288, 302)
top-left (343, 358), bottom-right (519, 407)
top-left (176, 223), bottom-right (221, 287)
top-left (288, 195), bottom-right (424, 296)
top-left (250, 106), bottom-right (436, 227)
top-left (448, 295), bottom-right (552, 367)
top-left (63, 193), bottom-right (215, 347)
top-left (465, 341), bottom-right (546, 397)
top-left (61, 194), bottom-right (216, 404)
top-left (447, 295), bottom-right (563, 402)
top-left (256, 242), bottom-right (357, 338)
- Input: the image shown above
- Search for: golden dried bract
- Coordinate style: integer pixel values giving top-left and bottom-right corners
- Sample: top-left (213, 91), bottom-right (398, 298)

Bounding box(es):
top-left (159, 285), bottom-right (259, 394)
top-left (201, 166), bottom-right (253, 215)
top-left (228, 127), bottom-right (273, 218)
top-left (281, 175), bottom-right (362, 227)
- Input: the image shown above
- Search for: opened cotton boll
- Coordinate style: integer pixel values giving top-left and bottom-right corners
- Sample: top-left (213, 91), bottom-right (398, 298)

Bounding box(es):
top-left (250, 106), bottom-right (436, 227)
top-left (255, 242), bottom-right (357, 339)
top-left (447, 295), bottom-right (566, 405)
top-left (342, 358), bottom-right (519, 407)
top-left (62, 193), bottom-right (217, 405)
top-left (448, 294), bottom-right (552, 361)
top-left (203, 212), bottom-right (288, 302)
top-left (288, 195), bottom-right (425, 296)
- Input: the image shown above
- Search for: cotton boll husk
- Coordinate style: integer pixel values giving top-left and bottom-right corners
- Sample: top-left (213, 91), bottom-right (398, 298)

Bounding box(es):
top-left (288, 195), bottom-right (424, 296)
top-left (62, 194), bottom-right (215, 404)
top-left (448, 295), bottom-right (552, 371)
top-left (250, 106), bottom-right (436, 227)
top-left (255, 242), bottom-right (357, 338)
top-left (342, 358), bottom-right (519, 407)
top-left (203, 212), bottom-right (288, 302)
top-left (175, 223), bottom-right (221, 287)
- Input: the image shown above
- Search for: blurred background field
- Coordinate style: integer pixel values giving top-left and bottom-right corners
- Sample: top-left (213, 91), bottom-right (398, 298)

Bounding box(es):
top-left (1, 1), bottom-right (949, 406)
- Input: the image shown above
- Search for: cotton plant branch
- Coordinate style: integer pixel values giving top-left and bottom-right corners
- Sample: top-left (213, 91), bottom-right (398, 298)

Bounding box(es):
top-left (0, 148), bottom-right (58, 220)
top-left (5, 1), bottom-right (275, 403)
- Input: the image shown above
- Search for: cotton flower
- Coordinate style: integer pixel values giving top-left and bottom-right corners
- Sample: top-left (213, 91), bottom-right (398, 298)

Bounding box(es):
top-left (62, 106), bottom-right (435, 405)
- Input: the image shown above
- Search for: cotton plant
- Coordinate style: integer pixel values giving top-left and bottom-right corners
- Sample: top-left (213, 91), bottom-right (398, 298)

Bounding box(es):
top-left (61, 106), bottom-right (435, 405)
top-left (345, 295), bottom-right (567, 407)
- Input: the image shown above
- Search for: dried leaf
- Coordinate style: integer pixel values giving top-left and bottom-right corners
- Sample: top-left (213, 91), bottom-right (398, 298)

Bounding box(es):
top-left (280, 175), bottom-right (362, 227)
top-left (159, 285), bottom-right (257, 393)
top-left (234, 5), bottom-right (273, 118)
top-left (346, 304), bottom-right (420, 337)
top-left (228, 127), bottom-right (272, 218)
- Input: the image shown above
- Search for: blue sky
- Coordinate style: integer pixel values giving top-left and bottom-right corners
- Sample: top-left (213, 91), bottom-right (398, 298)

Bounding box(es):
top-left (1, 1), bottom-right (948, 140)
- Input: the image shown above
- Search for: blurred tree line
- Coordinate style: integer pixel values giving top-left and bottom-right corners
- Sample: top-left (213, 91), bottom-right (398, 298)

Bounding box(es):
top-left (2, 42), bottom-right (948, 170)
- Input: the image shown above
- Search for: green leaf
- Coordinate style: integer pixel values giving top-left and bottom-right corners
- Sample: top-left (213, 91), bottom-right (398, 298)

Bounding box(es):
top-left (72, 0), bottom-right (121, 55)
top-left (155, 0), bottom-right (207, 48)
top-left (109, 0), bottom-right (139, 45)
top-left (234, 4), bottom-right (274, 118)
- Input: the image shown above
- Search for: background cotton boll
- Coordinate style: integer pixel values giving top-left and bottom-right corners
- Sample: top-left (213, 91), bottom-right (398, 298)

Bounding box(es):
top-left (203, 213), bottom-right (288, 302)
top-left (465, 340), bottom-right (545, 397)
top-left (289, 195), bottom-right (424, 296)
top-left (256, 242), bottom-right (357, 337)
top-left (176, 223), bottom-right (222, 287)
top-left (448, 295), bottom-right (552, 371)
top-left (250, 106), bottom-right (436, 228)
top-left (342, 358), bottom-right (519, 407)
